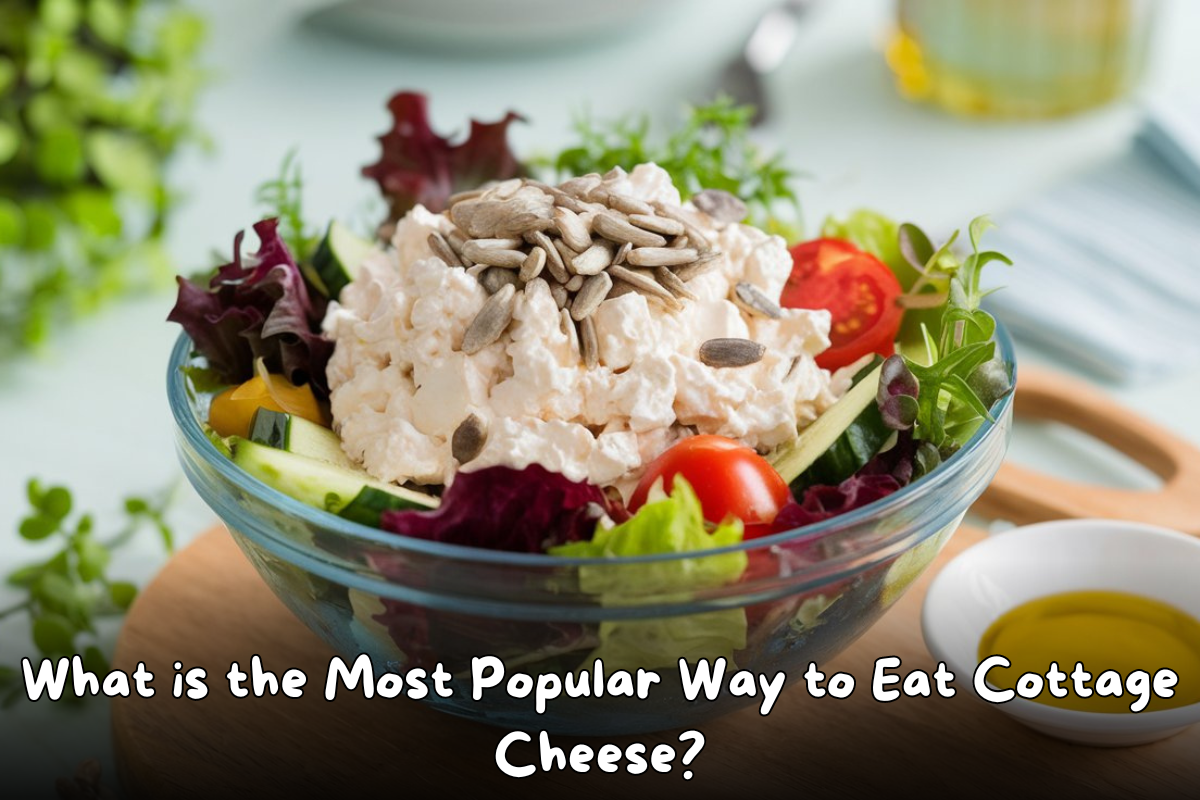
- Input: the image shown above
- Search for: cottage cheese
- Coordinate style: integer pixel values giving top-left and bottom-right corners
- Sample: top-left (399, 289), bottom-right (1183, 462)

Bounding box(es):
top-left (323, 164), bottom-right (846, 496)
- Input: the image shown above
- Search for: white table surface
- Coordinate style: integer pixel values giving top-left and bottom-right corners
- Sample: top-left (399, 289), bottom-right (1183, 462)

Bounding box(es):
top-left (2, 0), bottom-right (1199, 793)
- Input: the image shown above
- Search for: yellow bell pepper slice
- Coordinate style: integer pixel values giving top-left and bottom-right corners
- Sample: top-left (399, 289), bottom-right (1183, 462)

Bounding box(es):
top-left (208, 363), bottom-right (327, 438)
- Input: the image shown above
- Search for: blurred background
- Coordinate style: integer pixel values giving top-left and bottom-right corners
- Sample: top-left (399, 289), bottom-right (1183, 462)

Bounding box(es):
top-left (1, 0), bottom-right (1198, 794)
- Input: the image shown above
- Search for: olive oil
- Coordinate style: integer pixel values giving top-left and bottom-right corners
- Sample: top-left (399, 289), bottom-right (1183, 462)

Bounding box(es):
top-left (888, 0), bottom-right (1158, 118)
top-left (979, 590), bottom-right (1200, 713)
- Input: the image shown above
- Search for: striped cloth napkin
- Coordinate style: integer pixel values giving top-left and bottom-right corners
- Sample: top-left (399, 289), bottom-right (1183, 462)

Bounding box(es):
top-left (984, 94), bottom-right (1200, 382)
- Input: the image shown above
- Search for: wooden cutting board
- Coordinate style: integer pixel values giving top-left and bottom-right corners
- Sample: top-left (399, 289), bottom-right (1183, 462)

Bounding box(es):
top-left (111, 523), bottom-right (1200, 799)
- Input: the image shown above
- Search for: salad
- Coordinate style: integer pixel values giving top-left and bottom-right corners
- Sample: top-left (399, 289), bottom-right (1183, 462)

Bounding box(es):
top-left (169, 92), bottom-right (1012, 674)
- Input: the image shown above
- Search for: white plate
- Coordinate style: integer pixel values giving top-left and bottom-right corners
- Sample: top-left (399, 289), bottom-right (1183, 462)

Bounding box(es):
top-left (922, 519), bottom-right (1200, 747)
top-left (304, 0), bottom-right (690, 53)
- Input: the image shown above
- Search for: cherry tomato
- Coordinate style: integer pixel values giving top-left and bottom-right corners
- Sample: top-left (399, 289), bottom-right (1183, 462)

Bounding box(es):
top-left (782, 238), bottom-right (904, 371)
top-left (629, 435), bottom-right (789, 539)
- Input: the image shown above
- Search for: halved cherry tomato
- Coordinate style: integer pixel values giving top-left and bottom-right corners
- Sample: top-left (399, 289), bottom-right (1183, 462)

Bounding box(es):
top-left (629, 435), bottom-right (789, 539)
top-left (782, 238), bottom-right (903, 371)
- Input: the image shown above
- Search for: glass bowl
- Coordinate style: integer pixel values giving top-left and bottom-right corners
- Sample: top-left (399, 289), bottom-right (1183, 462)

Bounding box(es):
top-left (168, 329), bottom-right (1015, 735)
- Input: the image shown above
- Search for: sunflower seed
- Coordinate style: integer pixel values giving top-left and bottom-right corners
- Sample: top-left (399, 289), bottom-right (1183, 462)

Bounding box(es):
top-left (501, 212), bottom-right (556, 236)
top-left (629, 213), bottom-right (684, 236)
top-left (553, 238), bottom-right (580, 276)
top-left (670, 235), bottom-right (691, 249)
top-left (554, 207), bottom-right (593, 251)
top-left (445, 226), bottom-right (469, 254)
top-left (654, 266), bottom-right (697, 301)
top-left (448, 188), bottom-right (485, 206)
top-left (427, 232), bottom-right (461, 267)
top-left (613, 241), bottom-right (632, 266)
top-left (561, 308), bottom-right (579, 350)
top-left (520, 246), bottom-right (546, 281)
top-left (732, 282), bottom-right (782, 319)
top-left (453, 193), bottom-right (554, 238)
top-left (606, 192), bottom-right (654, 216)
top-left (487, 177), bottom-right (524, 199)
top-left (579, 316), bottom-right (599, 367)
top-left (674, 252), bottom-right (723, 282)
top-left (551, 283), bottom-right (570, 309)
top-left (450, 200), bottom-right (508, 238)
top-left (461, 283), bottom-right (516, 354)
top-left (565, 274), bottom-right (584, 292)
top-left (653, 203), bottom-right (713, 253)
top-left (625, 247), bottom-right (698, 267)
top-left (608, 265), bottom-right (681, 308)
top-left (477, 266), bottom-right (520, 295)
top-left (462, 245), bottom-right (527, 269)
top-left (559, 174), bottom-right (602, 198)
top-left (570, 272), bottom-right (613, 320)
top-left (528, 230), bottom-right (570, 283)
top-left (527, 180), bottom-right (588, 213)
top-left (571, 241), bottom-right (615, 275)
top-left (699, 338), bottom-right (766, 367)
top-left (692, 189), bottom-right (748, 225)
top-left (592, 212), bottom-right (667, 247)
top-left (603, 166), bottom-right (627, 182)
top-left (451, 414), bottom-right (488, 464)
top-left (465, 237), bottom-right (523, 250)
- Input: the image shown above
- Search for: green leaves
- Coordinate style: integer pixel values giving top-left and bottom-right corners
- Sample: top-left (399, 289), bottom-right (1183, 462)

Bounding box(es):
top-left (255, 150), bottom-right (318, 264)
top-left (882, 216), bottom-right (1013, 452)
top-left (0, 1), bottom-right (207, 356)
top-left (2, 478), bottom-right (178, 700)
top-left (543, 96), bottom-right (799, 235)
top-left (87, 130), bottom-right (161, 199)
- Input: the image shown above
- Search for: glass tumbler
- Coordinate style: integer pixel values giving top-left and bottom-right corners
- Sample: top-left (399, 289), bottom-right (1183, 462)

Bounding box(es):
top-left (888, 0), bottom-right (1159, 118)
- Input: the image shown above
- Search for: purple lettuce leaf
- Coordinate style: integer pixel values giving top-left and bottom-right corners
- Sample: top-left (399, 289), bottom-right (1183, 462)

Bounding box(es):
top-left (168, 218), bottom-right (332, 395)
top-left (380, 464), bottom-right (619, 553)
top-left (362, 91), bottom-right (525, 224)
top-left (773, 432), bottom-right (922, 531)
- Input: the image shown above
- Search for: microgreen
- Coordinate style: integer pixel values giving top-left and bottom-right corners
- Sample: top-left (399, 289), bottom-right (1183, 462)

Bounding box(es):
top-left (878, 216), bottom-right (1013, 453)
top-left (254, 150), bottom-right (319, 264)
top-left (0, 479), bottom-right (176, 706)
top-left (543, 96), bottom-right (800, 236)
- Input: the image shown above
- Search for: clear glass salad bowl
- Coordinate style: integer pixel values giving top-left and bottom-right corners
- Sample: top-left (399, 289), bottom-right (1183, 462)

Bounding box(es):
top-left (168, 329), bottom-right (1015, 735)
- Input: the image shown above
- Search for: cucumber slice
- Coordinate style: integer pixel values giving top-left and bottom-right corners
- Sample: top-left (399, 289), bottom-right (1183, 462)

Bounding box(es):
top-left (792, 356), bottom-right (893, 490)
top-left (229, 438), bottom-right (438, 515)
top-left (309, 220), bottom-right (375, 299)
top-left (339, 486), bottom-right (433, 528)
top-left (770, 363), bottom-right (885, 485)
top-left (249, 409), bottom-right (356, 470)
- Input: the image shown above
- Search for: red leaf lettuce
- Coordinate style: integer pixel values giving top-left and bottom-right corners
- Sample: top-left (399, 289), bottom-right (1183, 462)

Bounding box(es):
top-left (168, 218), bottom-right (332, 395)
top-left (362, 91), bottom-right (525, 223)
top-left (380, 464), bottom-right (619, 553)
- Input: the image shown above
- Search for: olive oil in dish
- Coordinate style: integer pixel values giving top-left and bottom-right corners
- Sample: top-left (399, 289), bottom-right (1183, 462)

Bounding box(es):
top-left (979, 590), bottom-right (1200, 713)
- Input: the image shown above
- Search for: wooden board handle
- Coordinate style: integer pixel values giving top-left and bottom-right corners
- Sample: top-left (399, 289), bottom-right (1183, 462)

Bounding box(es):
top-left (974, 368), bottom-right (1200, 535)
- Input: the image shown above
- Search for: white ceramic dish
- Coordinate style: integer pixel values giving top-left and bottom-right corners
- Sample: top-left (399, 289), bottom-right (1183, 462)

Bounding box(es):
top-left (922, 519), bottom-right (1200, 747)
top-left (304, 0), bottom-right (691, 53)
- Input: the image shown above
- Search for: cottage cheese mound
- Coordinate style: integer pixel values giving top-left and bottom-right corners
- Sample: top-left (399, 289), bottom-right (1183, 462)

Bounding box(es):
top-left (323, 164), bottom-right (846, 495)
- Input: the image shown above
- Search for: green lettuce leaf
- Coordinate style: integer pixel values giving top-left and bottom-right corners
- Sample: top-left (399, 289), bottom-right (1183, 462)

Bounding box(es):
top-left (550, 478), bottom-right (748, 672)
top-left (821, 209), bottom-right (915, 288)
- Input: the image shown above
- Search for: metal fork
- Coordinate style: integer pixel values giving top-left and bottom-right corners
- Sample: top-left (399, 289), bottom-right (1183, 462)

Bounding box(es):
top-left (716, 0), bottom-right (817, 126)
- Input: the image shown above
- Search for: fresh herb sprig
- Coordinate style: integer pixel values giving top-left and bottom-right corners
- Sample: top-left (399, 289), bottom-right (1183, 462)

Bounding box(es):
top-left (877, 216), bottom-right (1013, 458)
top-left (544, 96), bottom-right (800, 236)
top-left (254, 149), bottom-right (318, 263)
top-left (0, 479), bottom-right (176, 706)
